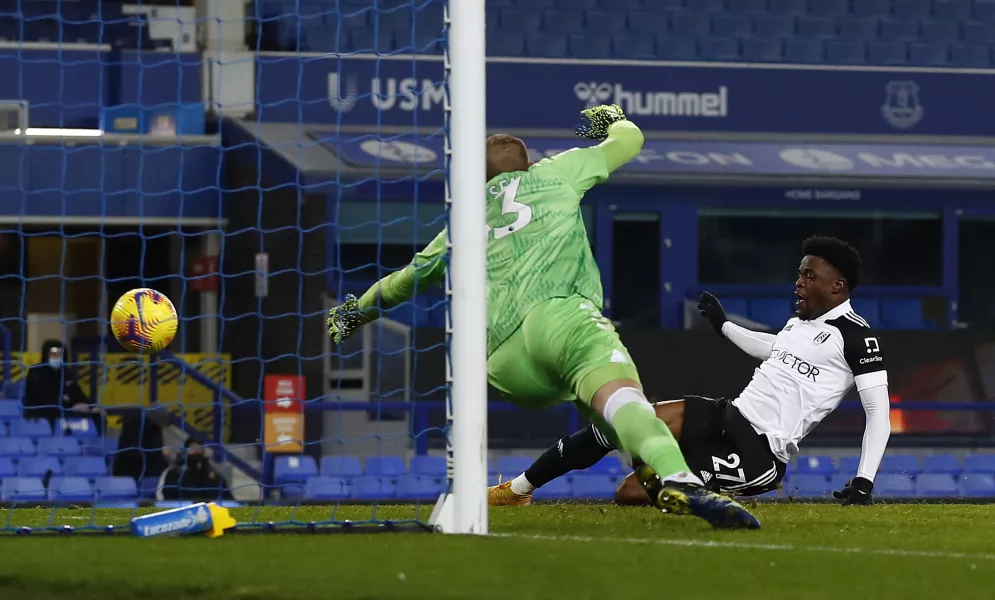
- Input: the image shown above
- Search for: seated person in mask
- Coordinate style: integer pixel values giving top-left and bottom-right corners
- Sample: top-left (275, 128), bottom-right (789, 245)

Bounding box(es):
top-left (23, 340), bottom-right (101, 433)
top-left (157, 438), bottom-right (231, 501)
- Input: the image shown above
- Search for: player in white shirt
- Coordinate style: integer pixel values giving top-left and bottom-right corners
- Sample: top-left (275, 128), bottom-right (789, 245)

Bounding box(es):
top-left (490, 236), bottom-right (890, 507)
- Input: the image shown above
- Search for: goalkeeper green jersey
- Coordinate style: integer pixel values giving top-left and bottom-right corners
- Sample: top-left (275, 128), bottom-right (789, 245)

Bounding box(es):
top-left (357, 120), bottom-right (645, 354)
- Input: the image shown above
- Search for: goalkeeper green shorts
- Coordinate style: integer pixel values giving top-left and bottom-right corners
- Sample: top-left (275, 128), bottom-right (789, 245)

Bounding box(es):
top-left (487, 294), bottom-right (641, 411)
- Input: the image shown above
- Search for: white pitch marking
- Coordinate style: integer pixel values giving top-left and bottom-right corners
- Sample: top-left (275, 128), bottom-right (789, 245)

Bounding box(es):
top-left (492, 533), bottom-right (995, 562)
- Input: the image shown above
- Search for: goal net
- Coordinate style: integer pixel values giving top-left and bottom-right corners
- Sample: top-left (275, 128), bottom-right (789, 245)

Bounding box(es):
top-left (0, 0), bottom-right (486, 536)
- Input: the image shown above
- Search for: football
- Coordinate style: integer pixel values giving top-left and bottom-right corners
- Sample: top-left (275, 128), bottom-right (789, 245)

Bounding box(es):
top-left (110, 288), bottom-right (178, 353)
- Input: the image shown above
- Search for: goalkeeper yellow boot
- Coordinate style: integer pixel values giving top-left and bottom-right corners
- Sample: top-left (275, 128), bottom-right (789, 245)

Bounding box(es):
top-left (635, 465), bottom-right (761, 530)
top-left (488, 480), bottom-right (533, 506)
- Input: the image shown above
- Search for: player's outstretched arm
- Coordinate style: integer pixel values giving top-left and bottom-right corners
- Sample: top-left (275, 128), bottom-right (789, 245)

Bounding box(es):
top-left (698, 292), bottom-right (775, 360)
top-left (327, 229), bottom-right (447, 343)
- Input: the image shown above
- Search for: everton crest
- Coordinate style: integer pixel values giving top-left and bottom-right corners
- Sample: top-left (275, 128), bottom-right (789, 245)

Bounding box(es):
top-left (881, 81), bottom-right (923, 130)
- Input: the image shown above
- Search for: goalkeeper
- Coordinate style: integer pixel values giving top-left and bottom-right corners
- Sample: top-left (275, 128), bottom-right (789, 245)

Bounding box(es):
top-left (328, 105), bottom-right (760, 530)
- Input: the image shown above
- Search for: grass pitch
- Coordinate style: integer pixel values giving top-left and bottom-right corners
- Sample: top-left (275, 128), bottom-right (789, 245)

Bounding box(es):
top-left (1, 503), bottom-right (994, 600)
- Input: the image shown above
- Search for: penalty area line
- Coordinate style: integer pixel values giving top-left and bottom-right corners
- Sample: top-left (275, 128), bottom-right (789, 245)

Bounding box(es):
top-left (492, 533), bottom-right (995, 562)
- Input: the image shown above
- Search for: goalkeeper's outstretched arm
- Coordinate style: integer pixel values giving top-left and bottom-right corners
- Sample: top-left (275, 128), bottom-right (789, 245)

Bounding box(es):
top-left (327, 229), bottom-right (447, 342)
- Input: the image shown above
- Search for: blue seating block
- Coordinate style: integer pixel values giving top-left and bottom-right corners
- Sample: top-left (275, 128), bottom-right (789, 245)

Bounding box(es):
top-left (10, 419), bottom-right (52, 439)
top-left (37, 436), bottom-right (81, 458)
top-left (838, 16), bottom-right (879, 40)
top-left (748, 298), bottom-right (792, 329)
top-left (140, 476), bottom-right (160, 499)
top-left (0, 456), bottom-right (14, 478)
top-left (18, 456), bottom-right (63, 478)
top-left (875, 474), bottom-right (915, 497)
top-left (879, 454), bottom-right (921, 475)
top-left (365, 456), bottom-right (406, 478)
top-left (934, 0), bottom-right (971, 21)
top-left (655, 36), bottom-right (698, 60)
top-left (963, 455), bottom-right (995, 474)
top-left (496, 456), bottom-right (534, 478)
top-left (526, 34), bottom-right (569, 58)
top-left (867, 41), bottom-right (909, 65)
top-left (321, 455), bottom-right (363, 478)
top-left (892, 0), bottom-right (932, 18)
top-left (826, 40), bottom-right (867, 64)
top-left (922, 454), bottom-right (961, 475)
top-left (541, 10), bottom-right (584, 35)
top-left (626, 10), bottom-right (669, 36)
top-left (350, 477), bottom-right (394, 500)
top-left (63, 455), bottom-right (108, 478)
top-left (699, 37), bottom-right (740, 61)
top-left (274, 455), bottom-right (319, 484)
top-left (0, 437), bottom-right (34, 458)
top-left (588, 456), bottom-right (625, 475)
top-left (792, 455), bottom-right (835, 477)
top-left (960, 474), bottom-right (995, 497)
top-left (797, 16), bottom-right (837, 39)
top-left (533, 478), bottom-right (572, 500)
top-left (837, 456), bottom-right (860, 475)
top-left (584, 11), bottom-right (627, 35)
top-left (951, 44), bottom-right (990, 67)
top-left (727, 0), bottom-right (768, 14)
top-left (910, 42), bottom-right (949, 66)
top-left (395, 476), bottom-right (443, 500)
top-left (686, 0), bottom-right (724, 12)
top-left (880, 299), bottom-right (926, 329)
top-left (712, 14), bottom-right (752, 37)
top-left (49, 477), bottom-right (94, 502)
top-left (852, 0), bottom-right (891, 17)
top-left (769, 0), bottom-right (807, 15)
top-left (974, 0), bottom-right (995, 21)
top-left (500, 9), bottom-right (541, 34)
top-left (94, 476), bottom-right (139, 500)
top-left (571, 474), bottom-right (617, 500)
top-left (305, 476), bottom-right (350, 501)
top-left (670, 11), bottom-right (711, 36)
top-left (963, 22), bottom-right (995, 43)
top-left (488, 30), bottom-right (525, 56)
top-left (785, 474), bottom-right (831, 498)
top-left (754, 14), bottom-right (795, 38)
top-left (0, 477), bottom-right (46, 502)
top-left (915, 474), bottom-right (958, 497)
top-left (0, 399), bottom-right (19, 420)
top-left (410, 455), bottom-right (447, 478)
top-left (807, 0), bottom-right (847, 17)
top-left (570, 34), bottom-right (612, 59)
top-left (921, 20), bottom-right (961, 42)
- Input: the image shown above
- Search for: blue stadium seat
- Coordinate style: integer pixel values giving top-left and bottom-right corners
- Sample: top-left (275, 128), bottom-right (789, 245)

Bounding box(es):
top-left (584, 11), bottom-right (627, 35)
top-left (792, 455), bottom-right (835, 477)
top-left (487, 30), bottom-right (524, 56)
top-left (2, 382), bottom-right (22, 400)
top-left (838, 16), bottom-right (880, 40)
top-left (94, 477), bottom-right (139, 500)
top-left (875, 474), bottom-right (915, 497)
top-left (542, 10), bottom-right (584, 35)
top-left (909, 42), bottom-right (950, 66)
top-left (410, 455), bottom-right (446, 478)
top-left (963, 21), bottom-right (995, 43)
top-left (559, 0), bottom-right (599, 8)
top-left (934, 0), bottom-right (971, 20)
top-left (655, 36), bottom-right (698, 60)
top-left (915, 474), bottom-right (958, 498)
top-left (0, 437), bottom-right (34, 458)
top-left (880, 299), bottom-right (925, 329)
top-left (281, 482), bottom-right (305, 500)
top-left (274, 455), bottom-right (319, 484)
top-left (532, 477), bottom-right (573, 500)
top-left (0, 457), bottom-right (14, 478)
top-left (785, 38), bottom-right (824, 63)
top-left (305, 476), bottom-right (350, 501)
top-left (321, 455), bottom-right (363, 478)
top-left (837, 456), bottom-right (861, 475)
top-left (350, 477), bottom-right (393, 500)
top-left (797, 16), bottom-right (838, 39)
top-left (365, 455), bottom-right (407, 477)
top-left (892, 0), bottom-right (932, 18)
top-left (140, 476), bottom-right (160, 499)
top-left (587, 455), bottom-right (625, 475)
top-left (867, 41), bottom-right (910, 65)
top-left (607, 0), bottom-right (645, 8)
top-left (785, 474), bottom-right (831, 498)
top-left (748, 298), bottom-right (792, 328)
top-left (526, 34), bottom-right (569, 58)
top-left (959, 474), bottom-right (995, 497)
top-left (570, 34), bottom-right (612, 59)
top-left (712, 14), bottom-right (752, 37)
top-left (921, 20), bottom-right (961, 42)
top-left (719, 297), bottom-right (749, 318)
top-left (496, 456), bottom-right (534, 478)
top-left (699, 37), bottom-right (740, 61)
top-left (63, 455), bottom-right (108, 478)
top-left (686, 0), bottom-right (724, 12)
top-left (18, 456), bottom-right (62, 478)
top-left (571, 474), bottom-right (617, 500)
top-left (10, 419), bottom-right (52, 439)
top-left (626, 10), bottom-right (670, 35)
top-left (726, 0), bottom-right (768, 14)
top-left (808, 0), bottom-right (847, 17)
top-left (0, 399), bottom-right (19, 421)
top-left (951, 44), bottom-right (990, 67)
top-left (849, 298), bottom-right (881, 328)
top-left (974, 0), bottom-right (995, 21)
top-left (37, 436), bottom-right (81, 458)
top-left (670, 11), bottom-right (711, 36)
top-left (395, 476), bottom-right (443, 500)
top-left (879, 19), bottom-right (920, 41)
top-left (922, 454), bottom-right (961, 475)
top-left (769, 0), bottom-right (807, 15)
top-left (0, 477), bottom-right (46, 502)
top-left (879, 454), bottom-right (921, 475)
top-left (500, 9), bottom-right (541, 34)
top-left (49, 477), bottom-right (94, 502)
top-left (963, 455), bottom-right (995, 474)
top-left (754, 14), bottom-right (795, 38)
top-left (853, 0), bottom-right (891, 17)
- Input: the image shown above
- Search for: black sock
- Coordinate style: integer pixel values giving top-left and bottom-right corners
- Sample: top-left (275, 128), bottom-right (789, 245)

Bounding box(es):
top-left (524, 425), bottom-right (614, 488)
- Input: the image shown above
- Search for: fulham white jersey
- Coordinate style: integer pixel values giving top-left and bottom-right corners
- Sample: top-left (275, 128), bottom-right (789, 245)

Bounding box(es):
top-left (731, 300), bottom-right (888, 464)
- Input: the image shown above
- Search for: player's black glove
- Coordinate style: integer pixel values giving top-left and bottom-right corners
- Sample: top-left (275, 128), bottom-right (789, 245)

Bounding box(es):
top-left (574, 104), bottom-right (627, 141)
top-left (697, 291), bottom-right (728, 336)
top-left (327, 294), bottom-right (367, 344)
top-left (833, 476), bottom-right (874, 506)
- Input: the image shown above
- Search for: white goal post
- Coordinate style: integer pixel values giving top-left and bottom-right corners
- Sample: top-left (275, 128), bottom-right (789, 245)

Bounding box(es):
top-left (430, 0), bottom-right (488, 535)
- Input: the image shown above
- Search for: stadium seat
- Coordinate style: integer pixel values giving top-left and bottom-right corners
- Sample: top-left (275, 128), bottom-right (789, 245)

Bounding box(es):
top-left (922, 454), bottom-right (961, 475)
top-left (920, 20), bottom-right (961, 42)
top-left (0, 456), bottom-right (15, 478)
top-left (496, 456), bottom-right (534, 478)
top-left (0, 399), bottom-right (19, 421)
top-left (321, 455), bottom-right (363, 478)
top-left (48, 477), bottom-right (94, 502)
top-left (655, 37), bottom-right (698, 60)
top-left (962, 455), bottom-right (995, 474)
top-left (526, 34), bottom-right (569, 58)
top-left (281, 482), bottom-right (305, 500)
top-left (807, 0), bottom-right (847, 17)
top-left (63, 455), bottom-right (108, 478)
top-left (792, 455), bottom-right (835, 477)
top-left (754, 14), bottom-right (795, 38)
top-left (93, 476), bottom-right (139, 500)
top-left (670, 11), bottom-right (711, 37)
top-left (541, 10), bottom-right (584, 35)
top-left (963, 22), bottom-right (995, 43)
top-left (410, 455), bottom-right (447, 478)
top-left (838, 17), bottom-right (880, 40)
top-left (837, 456), bottom-right (861, 475)
top-left (10, 419), bottom-right (53, 439)
top-left (350, 477), bottom-right (393, 500)
top-left (849, 299), bottom-right (881, 327)
top-left (785, 39), bottom-right (825, 63)
top-left (915, 474), bottom-right (958, 498)
top-left (712, 14), bottom-right (752, 38)
top-left (974, 0), bottom-right (995, 20)
top-left (0, 437), bottom-right (34, 458)
top-left (37, 436), bottom-right (81, 458)
top-left (571, 474), bottom-right (617, 500)
top-left (1, 381), bottom-right (22, 400)
top-left (140, 476), bottom-right (160, 499)
top-left (784, 474), bottom-right (831, 498)
top-left (879, 454), bottom-right (921, 475)
top-left (687, 0), bottom-right (724, 12)
top-left (487, 30), bottom-right (524, 57)
top-left (274, 455), bottom-right (319, 484)
top-left (892, 0), bottom-right (932, 18)
top-left (0, 477), bottom-right (46, 502)
top-left (727, 0), bottom-right (768, 14)
top-left (748, 298), bottom-right (792, 329)
top-left (933, 0), bottom-right (971, 20)
top-left (867, 41), bottom-right (909, 66)
top-left (852, 0), bottom-right (893, 17)
top-left (909, 43), bottom-right (949, 66)
top-left (560, 0), bottom-right (598, 8)
top-left (533, 477), bottom-right (573, 501)
top-left (570, 34), bottom-right (611, 59)
top-left (699, 37), bottom-right (740, 61)
top-left (826, 40), bottom-right (868, 64)
top-left (365, 456), bottom-right (407, 477)
top-left (951, 44), bottom-right (990, 67)
top-left (612, 36), bottom-right (655, 60)
top-left (18, 456), bottom-right (62, 478)
top-left (587, 455), bottom-right (625, 475)
top-left (395, 476), bottom-right (443, 500)
top-left (769, 0), bottom-right (807, 15)
top-left (875, 474), bottom-right (915, 497)
top-left (797, 16), bottom-right (838, 39)
top-left (627, 10), bottom-right (670, 36)
top-left (959, 474), bottom-right (995, 497)
top-left (879, 18), bottom-right (920, 41)
top-left (880, 299), bottom-right (926, 329)
top-left (583, 11), bottom-right (627, 35)
top-left (500, 9), bottom-right (541, 34)
top-left (305, 476), bottom-right (350, 501)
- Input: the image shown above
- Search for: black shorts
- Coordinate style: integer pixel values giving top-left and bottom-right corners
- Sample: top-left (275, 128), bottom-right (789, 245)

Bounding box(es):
top-left (678, 395), bottom-right (786, 497)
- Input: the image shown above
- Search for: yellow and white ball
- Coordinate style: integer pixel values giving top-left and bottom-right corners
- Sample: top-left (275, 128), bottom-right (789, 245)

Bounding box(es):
top-left (110, 288), bottom-right (178, 353)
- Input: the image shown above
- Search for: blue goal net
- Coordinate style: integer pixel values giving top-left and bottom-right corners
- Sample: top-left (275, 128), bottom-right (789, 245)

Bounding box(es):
top-left (0, 0), bottom-right (451, 535)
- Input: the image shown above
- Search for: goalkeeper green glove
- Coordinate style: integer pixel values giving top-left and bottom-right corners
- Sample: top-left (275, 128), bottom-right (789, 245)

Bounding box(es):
top-left (574, 104), bottom-right (628, 141)
top-left (327, 294), bottom-right (367, 344)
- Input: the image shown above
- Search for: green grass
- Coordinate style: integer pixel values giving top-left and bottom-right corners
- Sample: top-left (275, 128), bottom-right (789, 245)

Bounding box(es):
top-left (1, 503), bottom-right (994, 600)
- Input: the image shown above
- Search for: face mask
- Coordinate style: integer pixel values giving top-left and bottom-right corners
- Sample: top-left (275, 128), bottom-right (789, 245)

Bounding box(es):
top-left (48, 358), bottom-right (62, 368)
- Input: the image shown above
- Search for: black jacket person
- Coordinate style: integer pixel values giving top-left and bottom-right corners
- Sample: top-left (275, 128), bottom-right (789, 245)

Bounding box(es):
top-left (22, 339), bottom-right (97, 432)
